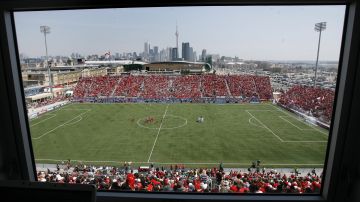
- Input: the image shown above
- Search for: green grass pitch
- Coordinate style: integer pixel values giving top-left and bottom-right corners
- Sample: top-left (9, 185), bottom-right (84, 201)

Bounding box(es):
top-left (30, 103), bottom-right (328, 168)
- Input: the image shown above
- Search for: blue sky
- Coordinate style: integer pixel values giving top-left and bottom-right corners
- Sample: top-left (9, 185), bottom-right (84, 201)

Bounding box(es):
top-left (14, 6), bottom-right (345, 61)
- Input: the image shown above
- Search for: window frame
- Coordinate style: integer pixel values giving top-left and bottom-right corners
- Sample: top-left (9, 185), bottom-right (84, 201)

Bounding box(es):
top-left (1, 0), bottom-right (359, 202)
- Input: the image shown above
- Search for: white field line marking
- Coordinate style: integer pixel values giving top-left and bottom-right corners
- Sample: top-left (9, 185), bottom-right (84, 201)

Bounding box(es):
top-left (32, 109), bottom-right (91, 140)
top-left (137, 115), bottom-right (187, 130)
top-left (30, 114), bottom-right (56, 127)
top-left (278, 116), bottom-right (314, 131)
top-left (35, 158), bottom-right (323, 166)
top-left (63, 116), bottom-right (83, 126)
top-left (283, 140), bottom-right (327, 143)
top-left (267, 104), bottom-right (328, 136)
top-left (245, 110), bottom-right (284, 142)
top-left (61, 108), bottom-right (92, 110)
top-left (30, 107), bottom-right (91, 127)
top-left (147, 104), bottom-right (169, 163)
top-left (248, 117), bottom-right (265, 129)
top-left (214, 110), bottom-right (275, 116)
top-left (245, 110), bottom-right (277, 112)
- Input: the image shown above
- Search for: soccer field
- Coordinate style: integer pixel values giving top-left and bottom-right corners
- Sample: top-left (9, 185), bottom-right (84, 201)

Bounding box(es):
top-left (30, 103), bottom-right (328, 168)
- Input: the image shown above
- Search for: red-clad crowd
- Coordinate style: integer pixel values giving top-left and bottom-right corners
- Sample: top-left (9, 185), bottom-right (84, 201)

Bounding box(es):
top-left (172, 75), bottom-right (202, 99)
top-left (87, 76), bottom-right (118, 97)
top-left (38, 162), bottom-right (321, 193)
top-left (73, 77), bottom-right (93, 98)
top-left (73, 74), bottom-right (272, 101)
top-left (142, 75), bottom-right (169, 99)
top-left (201, 75), bottom-right (228, 97)
top-left (279, 85), bottom-right (335, 122)
top-left (225, 75), bottom-right (272, 99)
top-left (113, 75), bottom-right (144, 97)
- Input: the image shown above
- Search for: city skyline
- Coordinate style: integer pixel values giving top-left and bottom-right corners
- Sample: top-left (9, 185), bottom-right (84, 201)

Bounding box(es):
top-left (14, 6), bottom-right (345, 61)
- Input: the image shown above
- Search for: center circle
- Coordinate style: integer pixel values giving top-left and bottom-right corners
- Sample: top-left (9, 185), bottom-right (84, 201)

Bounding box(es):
top-left (137, 114), bottom-right (187, 130)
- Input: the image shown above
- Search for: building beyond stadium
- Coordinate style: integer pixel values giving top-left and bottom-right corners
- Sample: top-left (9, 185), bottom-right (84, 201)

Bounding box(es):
top-left (143, 61), bottom-right (211, 74)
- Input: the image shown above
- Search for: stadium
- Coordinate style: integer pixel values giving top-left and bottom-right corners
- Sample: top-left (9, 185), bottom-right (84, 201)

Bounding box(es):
top-left (26, 69), bottom-right (334, 192)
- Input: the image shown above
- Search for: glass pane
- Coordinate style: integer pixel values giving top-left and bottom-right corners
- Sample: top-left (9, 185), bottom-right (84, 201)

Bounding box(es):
top-left (14, 5), bottom-right (345, 194)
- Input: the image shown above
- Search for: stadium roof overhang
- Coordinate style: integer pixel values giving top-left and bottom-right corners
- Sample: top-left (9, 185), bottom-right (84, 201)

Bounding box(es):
top-left (85, 60), bottom-right (147, 65)
top-left (149, 61), bottom-right (207, 65)
top-left (26, 93), bottom-right (52, 101)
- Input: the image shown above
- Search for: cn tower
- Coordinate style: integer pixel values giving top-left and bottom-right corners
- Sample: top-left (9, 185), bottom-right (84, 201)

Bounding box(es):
top-left (175, 22), bottom-right (179, 57)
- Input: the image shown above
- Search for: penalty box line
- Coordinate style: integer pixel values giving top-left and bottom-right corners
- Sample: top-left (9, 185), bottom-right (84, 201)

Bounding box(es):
top-left (266, 104), bottom-right (328, 136)
top-left (30, 114), bottom-right (57, 127)
top-left (32, 109), bottom-right (91, 140)
top-left (278, 116), bottom-right (314, 131)
top-left (245, 110), bottom-right (284, 142)
top-left (246, 110), bottom-right (326, 143)
top-left (30, 107), bottom-right (92, 127)
top-left (147, 104), bottom-right (169, 163)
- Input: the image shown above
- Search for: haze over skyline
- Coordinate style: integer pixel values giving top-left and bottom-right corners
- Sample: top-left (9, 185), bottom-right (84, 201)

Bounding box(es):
top-left (14, 6), bottom-right (345, 61)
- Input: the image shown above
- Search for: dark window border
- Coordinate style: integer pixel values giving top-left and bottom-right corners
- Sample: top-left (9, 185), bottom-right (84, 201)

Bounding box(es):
top-left (1, 0), bottom-right (359, 202)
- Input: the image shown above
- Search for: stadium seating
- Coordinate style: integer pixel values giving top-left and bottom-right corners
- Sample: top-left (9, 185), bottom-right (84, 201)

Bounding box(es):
top-left (142, 75), bottom-right (170, 99)
top-left (226, 75), bottom-right (256, 98)
top-left (38, 163), bottom-right (322, 193)
top-left (73, 74), bottom-right (273, 101)
top-left (113, 75), bottom-right (144, 97)
top-left (278, 85), bottom-right (335, 122)
top-left (171, 75), bottom-right (202, 99)
top-left (201, 75), bottom-right (229, 97)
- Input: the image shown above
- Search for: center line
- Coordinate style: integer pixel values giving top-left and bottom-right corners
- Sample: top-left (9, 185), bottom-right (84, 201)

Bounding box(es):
top-left (147, 104), bottom-right (169, 162)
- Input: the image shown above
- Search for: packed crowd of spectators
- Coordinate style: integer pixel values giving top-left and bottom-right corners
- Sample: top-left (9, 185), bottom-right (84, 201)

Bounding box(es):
top-left (73, 77), bottom-right (93, 98)
top-left (172, 75), bottom-right (202, 99)
top-left (279, 85), bottom-right (335, 122)
top-left (87, 76), bottom-right (118, 97)
top-left (224, 75), bottom-right (272, 100)
top-left (113, 75), bottom-right (144, 97)
top-left (73, 74), bottom-right (272, 101)
top-left (201, 75), bottom-right (229, 97)
top-left (142, 75), bottom-right (169, 99)
top-left (37, 162), bottom-right (322, 193)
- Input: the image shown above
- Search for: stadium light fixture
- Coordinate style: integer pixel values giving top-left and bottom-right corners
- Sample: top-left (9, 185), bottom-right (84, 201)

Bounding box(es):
top-left (314, 22), bottom-right (326, 88)
top-left (40, 25), bottom-right (53, 95)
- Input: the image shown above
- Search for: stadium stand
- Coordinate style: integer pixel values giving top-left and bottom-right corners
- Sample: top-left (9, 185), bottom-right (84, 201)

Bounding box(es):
top-left (142, 75), bottom-right (170, 99)
top-left (201, 75), bottom-right (229, 97)
top-left (73, 74), bottom-right (273, 102)
top-left (113, 75), bottom-right (144, 97)
top-left (38, 162), bottom-right (321, 193)
top-left (171, 75), bottom-right (202, 99)
top-left (278, 85), bottom-right (335, 123)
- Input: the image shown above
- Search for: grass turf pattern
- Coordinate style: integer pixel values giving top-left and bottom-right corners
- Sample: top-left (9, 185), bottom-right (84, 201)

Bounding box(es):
top-left (30, 103), bottom-right (328, 168)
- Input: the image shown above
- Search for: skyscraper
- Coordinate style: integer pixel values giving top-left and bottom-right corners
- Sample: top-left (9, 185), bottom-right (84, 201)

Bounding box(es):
top-left (144, 42), bottom-right (149, 60)
top-left (154, 46), bottom-right (159, 62)
top-left (160, 48), bottom-right (167, 62)
top-left (154, 46), bottom-right (159, 55)
top-left (201, 49), bottom-right (207, 62)
top-left (171, 47), bottom-right (178, 61)
top-left (189, 47), bottom-right (194, 61)
top-left (182, 42), bottom-right (190, 61)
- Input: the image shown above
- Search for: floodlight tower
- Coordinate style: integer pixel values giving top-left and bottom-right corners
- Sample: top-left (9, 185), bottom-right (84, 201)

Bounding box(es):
top-left (40, 25), bottom-right (52, 95)
top-left (314, 22), bottom-right (326, 88)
